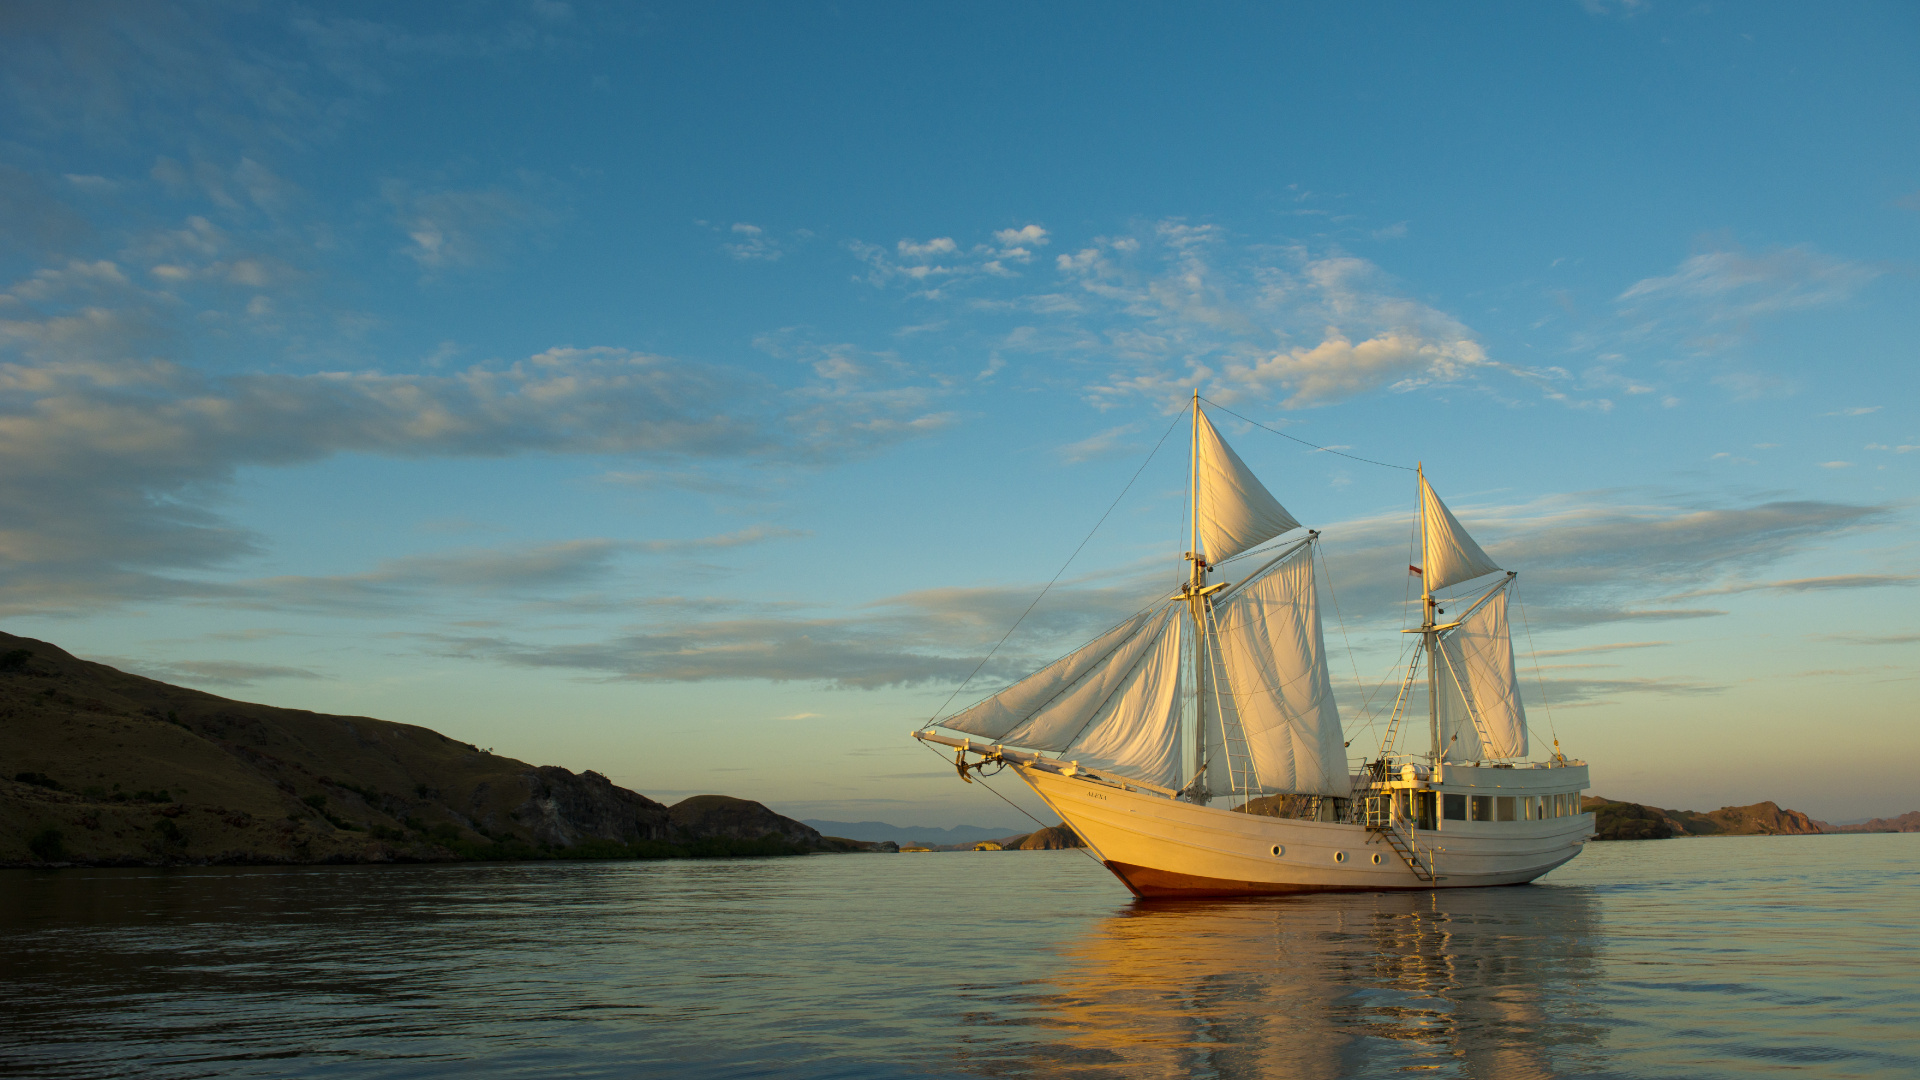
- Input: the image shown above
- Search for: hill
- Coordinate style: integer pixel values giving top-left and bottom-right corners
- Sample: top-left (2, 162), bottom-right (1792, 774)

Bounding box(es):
top-left (1818, 811), bottom-right (1920, 834)
top-left (1584, 796), bottom-right (1826, 840)
top-left (0, 632), bottom-right (871, 866)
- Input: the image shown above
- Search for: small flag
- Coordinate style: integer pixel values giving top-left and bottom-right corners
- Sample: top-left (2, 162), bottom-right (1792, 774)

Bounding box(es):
top-left (1409, 564), bottom-right (1422, 576)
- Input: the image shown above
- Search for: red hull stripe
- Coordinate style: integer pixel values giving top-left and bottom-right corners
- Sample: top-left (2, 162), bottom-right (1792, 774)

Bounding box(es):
top-left (1104, 860), bottom-right (1439, 898)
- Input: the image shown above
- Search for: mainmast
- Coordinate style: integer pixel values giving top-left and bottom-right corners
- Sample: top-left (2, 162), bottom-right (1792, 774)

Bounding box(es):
top-left (1185, 390), bottom-right (1210, 799)
top-left (1420, 463), bottom-right (1440, 764)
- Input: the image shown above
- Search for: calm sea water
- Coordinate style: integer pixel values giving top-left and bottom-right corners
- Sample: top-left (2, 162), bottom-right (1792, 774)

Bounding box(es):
top-left (2, 833), bottom-right (1914, 1079)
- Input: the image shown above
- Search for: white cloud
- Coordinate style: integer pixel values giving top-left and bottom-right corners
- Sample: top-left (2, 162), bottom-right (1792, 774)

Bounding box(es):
top-left (1825, 406), bottom-right (1881, 416)
top-left (383, 176), bottom-right (559, 271)
top-left (1057, 424), bottom-right (1137, 464)
top-left (723, 222), bottom-right (786, 261)
top-left (987, 223), bottom-right (1553, 410)
top-left (1232, 329), bottom-right (1490, 408)
top-left (851, 225), bottom-right (1055, 289)
top-left (897, 237), bottom-right (958, 258)
top-left (1618, 246), bottom-right (1881, 326)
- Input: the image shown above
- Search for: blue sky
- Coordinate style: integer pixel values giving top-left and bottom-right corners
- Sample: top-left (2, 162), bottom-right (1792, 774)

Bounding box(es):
top-left (2, 1), bottom-right (1915, 827)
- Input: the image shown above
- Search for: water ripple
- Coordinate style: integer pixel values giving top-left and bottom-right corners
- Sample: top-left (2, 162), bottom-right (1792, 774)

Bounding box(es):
top-left (0, 834), bottom-right (1914, 1078)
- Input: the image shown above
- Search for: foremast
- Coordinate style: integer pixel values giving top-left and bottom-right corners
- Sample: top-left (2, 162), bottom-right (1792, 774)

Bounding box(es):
top-left (1389, 467), bottom-right (1529, 768)
top-left (1180, 390), bottom-right (1229, 802)
top-left (1420, 463), bottom-right (1440, 764)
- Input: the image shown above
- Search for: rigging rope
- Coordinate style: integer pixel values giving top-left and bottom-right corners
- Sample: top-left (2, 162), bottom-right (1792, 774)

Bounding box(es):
top-left (1198, 396), bottom-right (1417, 472)
top-left (921, 410), bottom-right (1187, 730)
top-left (1513, 582), bottom-right (1563, 755)
top-left (913, 738), bottom-right (1107, 867)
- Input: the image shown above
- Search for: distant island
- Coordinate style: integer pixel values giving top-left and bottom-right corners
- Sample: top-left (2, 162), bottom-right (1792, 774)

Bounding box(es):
top-left (800, 819), bottom-right (1085, 851)
top-left (0, 632), bottom-right (891, 868)
top-left (1583, 796), bottom-right (1919, 841)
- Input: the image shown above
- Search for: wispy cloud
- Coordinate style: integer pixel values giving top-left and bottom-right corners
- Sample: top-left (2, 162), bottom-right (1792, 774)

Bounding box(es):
top-left (88, 655), bottom-right (329, 688)
top-left (1618, 246), bottom-right (1881, 322)
top-left (1057, 424), bottom-right (1138, 464)
top-left (1665, 574), bottom-right (1916, 600)
top-left (383, 175), bottom-right (560, 272)
top-left (368, 491), bottom-right (1897, 692)
top-left (721, 222), bottom-right (804, 262)
top-left (1811, 631), bottom-right (1920, 646)
top-left (1318, 493), bottom-right (1893, 630)
top-left (0, 341), bottom-right (941, 616)
top-left (636, 525), bottom-right (810, 553)
top-left (1611, 246), bottom-right (1884, 375)
top-left (849, 224), bottom-right (1050, 291)
top-left (1531, 641), bottom-right (1671, 658)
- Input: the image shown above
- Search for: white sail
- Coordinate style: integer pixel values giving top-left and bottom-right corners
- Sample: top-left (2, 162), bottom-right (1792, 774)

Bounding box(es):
top-left (942, 605), bottom-right (1179, 756)
top-left (1055, 614), bottom-right (1185, 789)
top-left (1436, 582), bottom-right (1528, 761)
top-left (941, 608), bottom-right (1162, 742)
top-left (1195, 408), bottom-right (1300, 564)
top-left (1419, 474), bottom-right (1500, 592)
top-left (1204, 546), bottom-right (1348, 796)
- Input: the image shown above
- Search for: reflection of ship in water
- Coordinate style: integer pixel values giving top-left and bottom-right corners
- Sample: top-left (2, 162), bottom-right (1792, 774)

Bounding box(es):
top-left (961, 889), bottom-right (1601, 1079)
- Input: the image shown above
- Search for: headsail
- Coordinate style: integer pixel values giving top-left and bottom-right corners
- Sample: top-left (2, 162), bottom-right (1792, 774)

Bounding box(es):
top-left (1418, 473), bottom-right (1500, 592)
top-left (1198, 544), bottom-right (1348, 796)
top-left (1435, 581), bottom-right (1527, 761)
top-left (1195, 407), bottom-right (1300, 564)
top-left (940, 604), bottom-right (1186, 788)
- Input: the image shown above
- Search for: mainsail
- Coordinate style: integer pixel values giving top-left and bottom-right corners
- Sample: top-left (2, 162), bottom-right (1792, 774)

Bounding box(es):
top-left (1201, 544), bottom-right (1348, 796)
top-left (1435, 582), bottom-right (1528, 761)
top-left (941, 604), bottom-right (1186, 789)
top-left (938, 398), bottom-right (1344, 800)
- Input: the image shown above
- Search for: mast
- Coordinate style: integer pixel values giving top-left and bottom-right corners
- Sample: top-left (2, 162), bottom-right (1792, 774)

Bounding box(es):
top-left (1420, 463), bottom-right (1439, 764)
top-left (1190, 390), bottom-right (1200, 589)
top-left (1186, 390), bottom-right (1208, 799)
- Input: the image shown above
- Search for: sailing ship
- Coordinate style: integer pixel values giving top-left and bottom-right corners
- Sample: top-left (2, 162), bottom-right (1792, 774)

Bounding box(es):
top-left (914, 395), bottom-right (1593, 896)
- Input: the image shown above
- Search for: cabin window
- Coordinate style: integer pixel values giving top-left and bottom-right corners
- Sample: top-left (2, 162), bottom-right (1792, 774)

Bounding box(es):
top-left (1415, 791), bottom-right (1437, 830)
top-left (1523, 796), bottom-right (1535, 820)
top-left (1496, 796), bottom-right (1516, 821)
top-left (1443, 793), bottom-right (1466, 820)
top-left (1471, 795), bottom-right (1493, 821)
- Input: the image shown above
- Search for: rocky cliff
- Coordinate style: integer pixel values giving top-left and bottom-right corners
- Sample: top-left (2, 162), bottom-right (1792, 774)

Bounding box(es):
top-left (1002, 824), bottom-right (1084, 850)
top-left (0, 632), bottom-right (847, 867)
top-left (1584, 796), bottom-right (1827, 840)
top-left (1818, 811), bottom-right (1920, 834)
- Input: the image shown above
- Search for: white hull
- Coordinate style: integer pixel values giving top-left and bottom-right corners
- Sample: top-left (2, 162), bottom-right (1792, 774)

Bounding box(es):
top-left (1017, 764), bottom-right (1593, 897)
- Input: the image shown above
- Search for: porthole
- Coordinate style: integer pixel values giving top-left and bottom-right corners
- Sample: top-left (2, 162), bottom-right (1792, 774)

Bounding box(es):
top-left (1334, 851), bottom-right (1346, 863)
top-left (1270, 844), bottom-right (1285, 857)
top-left (1371, 853), bottom-right (1382, 865)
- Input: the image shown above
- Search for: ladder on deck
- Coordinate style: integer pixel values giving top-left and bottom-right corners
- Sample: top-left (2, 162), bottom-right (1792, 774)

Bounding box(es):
top-left (1364, 797), bottom-right (1435, 882)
